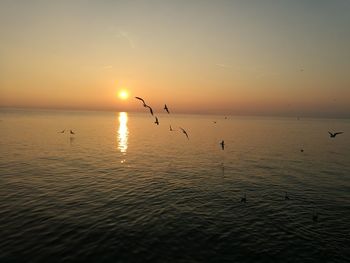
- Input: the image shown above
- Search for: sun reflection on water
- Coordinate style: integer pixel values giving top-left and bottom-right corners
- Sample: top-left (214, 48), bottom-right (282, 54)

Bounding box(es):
top-left (117, 112), bottom-right (128, 153)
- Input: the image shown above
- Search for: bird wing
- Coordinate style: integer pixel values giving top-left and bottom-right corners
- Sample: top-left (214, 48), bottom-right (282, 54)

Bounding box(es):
top-left (135, 97), bottom-right (146, 105)
top-left (184, 132), bottom-right (189, 139)
top-left (146, 105), bottom-right (153, 115)
top-left (328, 131), bottom-right (333, 136)
top-left (334, 132), bottom-right (344, 136)
top-left (179, 127), bottom-right (189, 139)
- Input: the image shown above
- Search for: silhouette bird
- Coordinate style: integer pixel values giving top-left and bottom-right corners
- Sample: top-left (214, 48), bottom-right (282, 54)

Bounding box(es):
top-left (58, 129), bottom-right (65, 133)
top-left (213, 121), bottom-right (217, 124)
top-left (285, 192), bottom-right (290, 200)
top-left (70, 130), bottom-right (75, 135)
top-left (154, 117), bottom-right (159, 125)
top-left (164, 104), bottom-right (170, 114)
top-left (135, 97), bottom-right (147, 107)
top-left (169, 125), bottom-right (174, 131)
top-left (179, 127), bottom-right (189, 140)
top-left (145, 105), bottom-right (154, 116)
top-left (241, 194), bottom-right (246, 203)
top-left (312, 211), bottom-right (319, 222)
top-left (328, 131), bottom-right (343, 138)
top-left (220, 140), bottom-right (225, 150)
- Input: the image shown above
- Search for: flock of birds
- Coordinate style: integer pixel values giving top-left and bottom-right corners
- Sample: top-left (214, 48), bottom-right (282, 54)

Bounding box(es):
top-left (55, 98), bottom-right (345, 222)
top-left (135, 96), bottom-right (346, 223)
top-left (135, 96), bottom-right (189, 139)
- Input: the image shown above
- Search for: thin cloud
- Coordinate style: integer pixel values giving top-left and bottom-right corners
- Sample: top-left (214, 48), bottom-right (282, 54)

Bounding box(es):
top-left (116, 30), bottom-right (136, 49)
top-left (215, 63), bottom-right (232, 69)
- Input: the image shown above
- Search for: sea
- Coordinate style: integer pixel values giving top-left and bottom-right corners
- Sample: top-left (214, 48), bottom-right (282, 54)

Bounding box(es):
top-left (0, 109), bottom-right (349, 262)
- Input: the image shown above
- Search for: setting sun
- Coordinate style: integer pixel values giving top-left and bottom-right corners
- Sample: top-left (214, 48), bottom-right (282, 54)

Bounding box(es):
top-left (118, 90), bottom-right (129, 100)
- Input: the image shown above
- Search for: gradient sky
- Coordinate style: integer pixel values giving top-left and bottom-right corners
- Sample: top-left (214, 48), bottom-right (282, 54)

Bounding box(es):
top-left (1, 0), bottom-right (349, 117)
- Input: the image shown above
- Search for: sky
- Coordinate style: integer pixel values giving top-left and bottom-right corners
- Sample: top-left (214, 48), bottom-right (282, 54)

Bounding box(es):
top-left (0, 0), bottom-right (349, 117)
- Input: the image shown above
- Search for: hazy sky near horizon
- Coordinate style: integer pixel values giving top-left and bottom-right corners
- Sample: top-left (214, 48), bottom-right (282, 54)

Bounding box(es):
top-left (1, 0), bottom-right (349, 117)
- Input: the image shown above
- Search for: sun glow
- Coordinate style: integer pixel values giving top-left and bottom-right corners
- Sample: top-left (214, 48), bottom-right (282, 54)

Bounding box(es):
top-left (118, 90), bottom-right (129, 100)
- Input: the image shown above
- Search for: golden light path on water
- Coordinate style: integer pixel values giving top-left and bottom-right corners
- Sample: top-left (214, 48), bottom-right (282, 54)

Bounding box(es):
top-left (117, 112), bottom-right (128, 153)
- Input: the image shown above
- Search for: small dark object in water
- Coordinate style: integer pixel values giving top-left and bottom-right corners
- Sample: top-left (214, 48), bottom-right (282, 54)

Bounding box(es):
top-left (285, 192), bottom-right (290, 200)
top-left (241, 194), bottom-right (246, 203)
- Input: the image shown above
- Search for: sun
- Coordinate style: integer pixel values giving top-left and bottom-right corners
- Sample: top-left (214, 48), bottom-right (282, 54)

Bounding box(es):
top-left (118, 90), bottom-right (129, 100)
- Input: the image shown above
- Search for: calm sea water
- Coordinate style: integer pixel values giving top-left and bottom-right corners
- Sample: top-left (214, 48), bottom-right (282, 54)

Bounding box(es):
top-left (0, 109), bottom-right (349, 262)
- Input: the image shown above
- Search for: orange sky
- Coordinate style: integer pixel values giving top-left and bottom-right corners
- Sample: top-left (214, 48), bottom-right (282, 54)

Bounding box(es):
top-left (1, 1), bottom-right (349, 117)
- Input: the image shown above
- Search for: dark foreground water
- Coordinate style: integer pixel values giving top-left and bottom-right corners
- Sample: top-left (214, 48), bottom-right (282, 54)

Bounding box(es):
top-left (0, 109), bottom-right (349, 262)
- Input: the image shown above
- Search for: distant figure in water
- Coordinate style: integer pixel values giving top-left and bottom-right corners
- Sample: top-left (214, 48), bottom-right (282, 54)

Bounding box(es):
top-left (70, 130), bottom-right (75, 135)
top-left (164, 104), bottom-right (170, 114)
top-left (328, 131), bottom-right (343, 138)
top-left (154, 117), bottom-right (159, 125)
top-left (241, 194), bottom-right (246, 203)
top-left (312, 211), bottom-right (319, 222)
top-left (220, 140), bottom-right (225, 150)
top-left (285, 192), bottom-right (290, 200)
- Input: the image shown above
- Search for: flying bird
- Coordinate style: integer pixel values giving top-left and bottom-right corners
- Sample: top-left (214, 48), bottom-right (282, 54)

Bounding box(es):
top-left (164, 104), bottom-right (170, 114)
top-left (70, 130), bottom-right (75, 135)
top-left (145, 105), bottom-right (154, 116)
top-left (58, 129), bottom-right (65, 133)
top-left (220, 140), bottom-right (225, 150)
top-left (135, 97), bottom-right (147, 107)
top-left (328, 131), bottom-right (343, 138)
top-left (179, 127), bottom-right (189, 140)
top-left (169, 125), bottom-right (174, 131)
top-left (154, 117), bottom-right (159, 125)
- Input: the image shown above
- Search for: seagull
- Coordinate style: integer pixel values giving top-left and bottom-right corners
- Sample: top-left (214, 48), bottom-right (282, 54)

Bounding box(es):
top-left (58, 129), bottom-right (65, 133)
top-left (135, 97), bottom-right (147, 107)
top-left (70, 130), bottom-right (75, 135)
top-left (312, 211), bottom-right (318, 222)
top-left (145, 105), bottom-right (154, 116)
top-left (164, 104), bottom-right (170, 114)
top-left (285, 192), bottom-right (290, 200)
top-left (154, 117), bottom-right (159, 125)
top-left (220, 140), bottom-right (225, 150)
top-left (179, 127), bottom-right (189, 140)
top-left (169, 125), bottom-right (174, 131)
top-left (328, 131), bottom-right (343, 138)
top-left (241, 194), bottom-right (246, 203)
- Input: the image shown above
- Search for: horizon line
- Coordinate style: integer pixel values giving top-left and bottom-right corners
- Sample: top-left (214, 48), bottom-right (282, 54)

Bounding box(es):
top-left (1, 106), bottom-right (349, 120)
